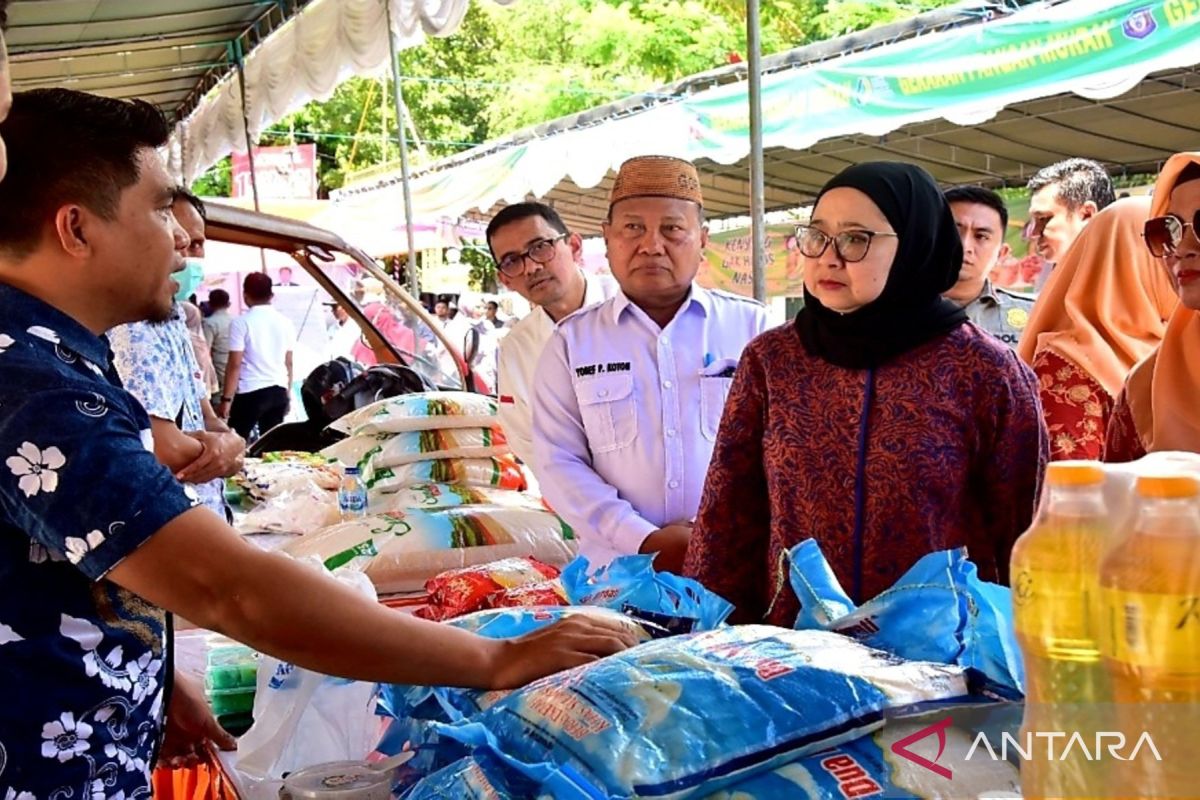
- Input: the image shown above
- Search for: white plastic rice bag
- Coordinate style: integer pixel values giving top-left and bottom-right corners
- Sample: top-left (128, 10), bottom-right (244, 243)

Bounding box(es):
top-left (321, 426), bottom-right (509, 469)
top-left (329, 391), bottom-right (499, 435)
top-left (281, 505), bottom-right (577, 593)
top-left (370, 483), bottom-right (544, 512)
top-left (364, 455), bottom-right (527, 494)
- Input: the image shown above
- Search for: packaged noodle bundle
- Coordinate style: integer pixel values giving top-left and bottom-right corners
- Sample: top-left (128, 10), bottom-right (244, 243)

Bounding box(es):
top-left (320, 426), bottom-right (509, 470)
top-left (418, 557), bottom-right (561, 621)
top-left (371, 482), bottom-right (544, 512)
top-left (789, 540), bottom-right (1024, 693)
top-left (281, 506), bottom-right (576, 594)
top-left (487, 580), bottom-right (567, 609)
top-left (438, 627), bottom-right (970, 799)
top-left (364, 455), bottom-right (527, 495)
top-left (329, 391), bottom-right (499, 435)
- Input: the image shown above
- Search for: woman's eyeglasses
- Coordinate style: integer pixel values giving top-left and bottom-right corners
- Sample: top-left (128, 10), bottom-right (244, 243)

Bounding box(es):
top-left (795, 224), bottom-right (897, 264)
top-left (496, 234), bottom-right (568, 277)
top-left (1144, 211), bottom-right (1200, 258)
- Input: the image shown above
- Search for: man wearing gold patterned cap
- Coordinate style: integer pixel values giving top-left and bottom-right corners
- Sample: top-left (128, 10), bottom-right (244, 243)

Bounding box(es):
top-left (531, 155), bottom-right (770, 573)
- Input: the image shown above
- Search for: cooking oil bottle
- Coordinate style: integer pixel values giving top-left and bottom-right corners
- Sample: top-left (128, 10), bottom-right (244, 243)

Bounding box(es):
top-left (1011, 461), bottom-right (1110, 798)
top-left (1101, 474), bottom-right (1200, 798)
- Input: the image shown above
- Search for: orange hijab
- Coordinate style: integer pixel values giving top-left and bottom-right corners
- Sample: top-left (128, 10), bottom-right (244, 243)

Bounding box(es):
top-left (1017, 197), bottom-right (1177, 396)
top-left (1126, 152), bottom-right (1200, 453)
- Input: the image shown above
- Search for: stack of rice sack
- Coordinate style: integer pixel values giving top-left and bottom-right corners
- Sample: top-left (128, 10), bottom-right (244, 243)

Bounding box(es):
top-left (320, 392), bottom-right (522, 495)
top-left (285, 392), bottom-right (576, 594)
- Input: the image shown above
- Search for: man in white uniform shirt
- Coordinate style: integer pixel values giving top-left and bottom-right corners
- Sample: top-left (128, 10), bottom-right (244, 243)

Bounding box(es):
top-left (489, 202), bottom-right (618, 465)
top-left (217, 271), bottom-right (296, 441)
top-left (533, 155), bottom-right (770, 573)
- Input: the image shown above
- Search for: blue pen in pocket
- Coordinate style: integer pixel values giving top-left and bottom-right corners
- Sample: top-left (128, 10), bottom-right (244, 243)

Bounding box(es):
top-left (703, 352), bottom-right (714, 368)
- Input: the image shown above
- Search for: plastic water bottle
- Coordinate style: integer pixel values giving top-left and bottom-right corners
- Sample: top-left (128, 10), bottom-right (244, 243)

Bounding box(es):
top-left (337, 465), bottom-right (368, 520)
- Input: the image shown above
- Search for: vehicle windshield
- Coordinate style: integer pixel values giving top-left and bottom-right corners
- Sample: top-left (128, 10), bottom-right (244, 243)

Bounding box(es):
top-left (200, 238), bottom-right (466, 406)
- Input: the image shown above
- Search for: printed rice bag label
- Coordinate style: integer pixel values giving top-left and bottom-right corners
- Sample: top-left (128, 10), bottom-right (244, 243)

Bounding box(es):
top-left (364, 455), bottom-right (527, 494)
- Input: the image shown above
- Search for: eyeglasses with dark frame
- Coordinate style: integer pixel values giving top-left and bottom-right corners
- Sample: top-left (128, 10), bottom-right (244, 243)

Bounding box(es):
top-left (1144, 211), bottom-right (1200, 258)
top-left (495, 233), bottom-right (569, 277)
top-left (794, 224), bottom-right (898, 264)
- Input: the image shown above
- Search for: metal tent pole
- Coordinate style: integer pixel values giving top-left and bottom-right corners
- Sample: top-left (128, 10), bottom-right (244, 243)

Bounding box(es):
top-left (747, 0), bottom-right (767, 304)
top-left (384, 0), bottom-right (421, 299)
top-left (233, 39), bottom-right (266, 272)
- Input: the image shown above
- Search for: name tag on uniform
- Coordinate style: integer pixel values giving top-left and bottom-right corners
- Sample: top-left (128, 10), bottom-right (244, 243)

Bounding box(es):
top-left (575, 361), bottom-right (632, 378)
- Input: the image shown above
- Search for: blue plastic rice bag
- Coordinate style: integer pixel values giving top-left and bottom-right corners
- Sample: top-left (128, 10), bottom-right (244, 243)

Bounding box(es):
top-left (702, 703), bottom-right (1023, 799)
top-left (789, 540), bottom-right (1024, 693)
top-left (381, 606), bottom-right (659, 723)
top-left (561, 555), bottom-right (733, 635)
top-left (437, 626), bottom-right (970, 799)
top-left (401, 754), bottom-right (537, 799)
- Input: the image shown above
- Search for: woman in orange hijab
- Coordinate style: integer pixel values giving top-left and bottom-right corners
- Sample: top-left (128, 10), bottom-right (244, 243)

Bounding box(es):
top-left (1105, 152), bottom-right (1200, 461)
top-left (1016, 197), bottom-right (1177, 460)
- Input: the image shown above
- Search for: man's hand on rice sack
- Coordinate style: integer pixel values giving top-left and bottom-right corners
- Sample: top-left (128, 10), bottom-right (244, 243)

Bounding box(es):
top-left (176, 429), bottom-right (246, 483)
top-left (158, 669), bottom-right (237, 769)
top-left (488, 613), bottom-right (643, 690)
top-left (639, 522), bottom-right (693, 574)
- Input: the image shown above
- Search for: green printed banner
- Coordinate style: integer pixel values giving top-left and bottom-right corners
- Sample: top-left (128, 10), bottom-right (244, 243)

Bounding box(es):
top-left (699, 223), bottom-right (805, 298)
top-left (681, 0), bottom-right (1200, 158)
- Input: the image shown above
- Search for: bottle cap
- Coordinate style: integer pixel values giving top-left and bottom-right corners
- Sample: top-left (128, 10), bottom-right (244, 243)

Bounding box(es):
top-left (344, 465), bottom-right (360, 475)
top-left (1046, 461), bottom-right (1104, 487)
top-left (1136, 474), bottom-right (1200, 499)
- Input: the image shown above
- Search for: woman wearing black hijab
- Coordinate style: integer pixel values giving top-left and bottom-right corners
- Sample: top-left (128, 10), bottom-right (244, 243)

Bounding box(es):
top-left (684, 162), bottom-right (1048, 624)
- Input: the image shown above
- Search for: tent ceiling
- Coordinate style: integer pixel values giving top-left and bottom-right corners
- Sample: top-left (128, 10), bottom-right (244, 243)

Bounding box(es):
top-left (4, 0), bottom-right (310, 122)
top-left (475, 63), bottom-right (1200, 236)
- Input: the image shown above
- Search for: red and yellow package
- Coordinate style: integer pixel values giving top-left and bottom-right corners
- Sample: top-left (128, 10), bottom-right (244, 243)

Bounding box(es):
top-left (487, 580), bottom-right (568, 609)
top-left (423, 557), bottom-right (560, 620)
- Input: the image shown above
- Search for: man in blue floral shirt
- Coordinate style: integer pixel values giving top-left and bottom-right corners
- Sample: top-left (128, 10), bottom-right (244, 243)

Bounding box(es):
top-left (108, 190), bottom-right (243, 520)
top-left (0, 88), bottom-right (636, 798)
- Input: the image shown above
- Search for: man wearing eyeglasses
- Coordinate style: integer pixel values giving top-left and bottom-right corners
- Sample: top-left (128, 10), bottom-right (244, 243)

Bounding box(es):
top-left (532, 156), bottom-right (770, 574)
top-left (488, 203), bottom-right (618, 465)
top-left (941, 185), bottom-right (1034, 348)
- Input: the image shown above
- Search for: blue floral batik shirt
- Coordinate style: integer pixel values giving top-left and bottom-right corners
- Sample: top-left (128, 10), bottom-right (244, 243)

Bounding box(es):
top-left (108, 309), bottom-right (226, 517)
top-left (0, 284), bottom-right (198, 798)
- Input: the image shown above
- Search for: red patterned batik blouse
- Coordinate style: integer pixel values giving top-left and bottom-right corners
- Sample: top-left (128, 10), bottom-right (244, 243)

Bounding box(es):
top-left (1030, 350), bottom-right (1114, 462)
top-left (683, 322), bottom-right (1048, 626)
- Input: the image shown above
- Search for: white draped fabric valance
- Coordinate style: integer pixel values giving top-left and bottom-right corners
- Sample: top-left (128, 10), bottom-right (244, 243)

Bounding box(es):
top-left (169, 0), bottom-right (514, 183)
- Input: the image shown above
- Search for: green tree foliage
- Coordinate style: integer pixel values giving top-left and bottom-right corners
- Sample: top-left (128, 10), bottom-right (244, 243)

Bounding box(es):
top-left (191, 0), bottom-right (956, 196)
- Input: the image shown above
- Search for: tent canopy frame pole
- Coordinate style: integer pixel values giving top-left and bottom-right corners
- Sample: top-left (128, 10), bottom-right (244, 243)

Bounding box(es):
top-left (384, 0), bottom-right (421, 299)
top-left (747, 0), bottom-right (767, 304)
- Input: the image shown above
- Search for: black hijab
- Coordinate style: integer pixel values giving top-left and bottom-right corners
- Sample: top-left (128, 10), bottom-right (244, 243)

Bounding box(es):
top-left (796, 162), bottom-right (968, 370)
